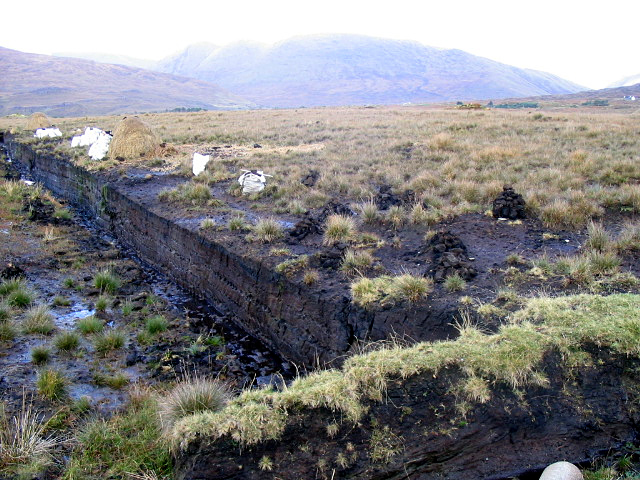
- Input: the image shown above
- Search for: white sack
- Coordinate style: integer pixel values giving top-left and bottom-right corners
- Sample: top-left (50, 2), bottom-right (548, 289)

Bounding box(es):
top-left (34, 127), bottom-right (62, 139)
top-left (71, 127), bottom-right (102, 147)
top-left (88, 132), bottom-right (112, 161)
top-left (192, 152), bottom-right (211, 176)
top-left (238, 170), bottom-right (270, 194)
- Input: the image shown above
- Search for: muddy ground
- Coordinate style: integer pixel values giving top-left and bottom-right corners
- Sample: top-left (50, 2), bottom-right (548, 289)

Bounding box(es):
top-left (0, 147), bottom-right (289, 426)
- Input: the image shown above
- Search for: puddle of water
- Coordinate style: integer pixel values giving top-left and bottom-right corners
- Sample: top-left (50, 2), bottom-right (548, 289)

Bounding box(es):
top-left (55, 305), bottom-right (96, 329)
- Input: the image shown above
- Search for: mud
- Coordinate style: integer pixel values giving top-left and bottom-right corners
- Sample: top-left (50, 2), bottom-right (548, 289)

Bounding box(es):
top-left (0, 143), bottom-right (290, 422)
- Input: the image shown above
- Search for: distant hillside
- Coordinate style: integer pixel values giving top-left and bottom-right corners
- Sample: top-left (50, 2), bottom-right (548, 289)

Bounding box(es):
top-left (495, 83), bottom-right (640, 106)
top-left (53, 51), bottom-right (157, 70)
top-left (0, 47), bottom-right (255, 117)
top-left (155, 34), bottom-right (586, 108)
top-left (608, 73), bottom-right (640, 88)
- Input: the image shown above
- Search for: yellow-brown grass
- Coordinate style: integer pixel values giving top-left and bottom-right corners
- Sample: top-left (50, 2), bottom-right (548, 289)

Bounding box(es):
top-left (25, 112), bottom-right (51, 130)
top-left (108, 117), bottom-right (159, 160)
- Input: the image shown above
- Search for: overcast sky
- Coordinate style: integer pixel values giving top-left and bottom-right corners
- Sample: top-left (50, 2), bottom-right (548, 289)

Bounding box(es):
top-left (2, 0), bottom-right (638, 89)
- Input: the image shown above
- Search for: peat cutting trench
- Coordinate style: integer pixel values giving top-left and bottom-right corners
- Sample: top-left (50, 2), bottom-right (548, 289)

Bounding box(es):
top-left (3, 134), bottom-right (640, 479)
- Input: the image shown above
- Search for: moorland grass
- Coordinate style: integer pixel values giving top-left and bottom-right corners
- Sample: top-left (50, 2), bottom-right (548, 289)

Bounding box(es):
top-left (170, 293), bottom-right (640, 449)
top-left (6, 107), bottom-right (640, 231)
top-left (76, 316), bottom-right (103, 335)
top-left (146, 315), bottom-right (168, 335)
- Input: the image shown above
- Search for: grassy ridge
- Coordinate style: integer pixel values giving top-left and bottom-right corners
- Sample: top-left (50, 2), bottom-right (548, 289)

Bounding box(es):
top-left (171, 293), bottom-right (640, 449)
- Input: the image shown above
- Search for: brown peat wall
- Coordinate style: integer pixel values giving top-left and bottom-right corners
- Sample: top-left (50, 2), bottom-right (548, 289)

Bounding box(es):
top-left (5, 136), bottom-right (456, 368)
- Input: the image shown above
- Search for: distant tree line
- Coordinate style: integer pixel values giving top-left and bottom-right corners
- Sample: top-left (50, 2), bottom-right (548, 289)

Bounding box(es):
top-left (493, 102), bottom-right (539, 109)
top-left (165, 107), bottom-right (207, 113)
top-left (581, 100), bottom-right (609, 106)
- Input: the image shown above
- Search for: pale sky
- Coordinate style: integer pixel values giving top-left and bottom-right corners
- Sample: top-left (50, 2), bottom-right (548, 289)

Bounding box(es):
top-left (2, 0), bottom-right (638, 89)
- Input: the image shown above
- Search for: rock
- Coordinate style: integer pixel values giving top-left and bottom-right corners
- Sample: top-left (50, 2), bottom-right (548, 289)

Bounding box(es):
top-left (539, 461), bottom-right (583, 480)
top-left (300, 170), bottom-right (319, 187)
top-left (492, 185), bottom-right (526, 220)
top-left (427, 231), bottom-right (477, 282)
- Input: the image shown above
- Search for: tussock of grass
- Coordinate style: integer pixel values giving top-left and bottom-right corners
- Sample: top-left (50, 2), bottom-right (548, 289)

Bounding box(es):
top-left (158, 376), bottom-right (230, 432)
top-left (253, 218), bottom-right (283, 243)
top-left (170, 294), bottom-right (640, 450)
top-left (93, 270), bottom-right (120, 295)
top-left (158, 182), bottom-right (214, 206)
top-left (36, 369), bottom-right (67, 401)
top-left (93, 329), bottom-right (125, 354)
top-left (323, 215), bottom-right (357, 245)
top-left (351, 274), bottom-right (433, 307)
top-left (340, 249), bottom-right (374, 275)
top-left (275, 255), bottom-right (309, 277)
top-left (23, 305), bottom-right (55, 335)
top-left (0, 395), bottom-right (60, 471)
top-left (76, 316), bottom-right (103, 335)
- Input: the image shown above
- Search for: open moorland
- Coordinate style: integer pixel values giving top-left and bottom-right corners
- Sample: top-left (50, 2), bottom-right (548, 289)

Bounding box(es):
top-left (1, 102), bottom-right (640, 479)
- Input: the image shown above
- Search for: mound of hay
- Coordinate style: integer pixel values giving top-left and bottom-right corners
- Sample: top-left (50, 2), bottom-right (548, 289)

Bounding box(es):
top-left (108, 117), bottom-right (159, 160)
top-left (26, 112), bottom-right (52, 130)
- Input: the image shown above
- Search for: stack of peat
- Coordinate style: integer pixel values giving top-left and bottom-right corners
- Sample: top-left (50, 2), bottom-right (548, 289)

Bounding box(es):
top-left (428, 231), bottom-right (477, 282)
top-left (492, 186), bottom-right (526, 219)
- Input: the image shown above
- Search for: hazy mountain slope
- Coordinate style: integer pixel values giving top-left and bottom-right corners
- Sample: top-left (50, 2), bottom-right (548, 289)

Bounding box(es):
top-left (0, 47), bottom-right (255, 117)
top-left (53, 51), bottom-right (156, 70)
top-left (608, 73), bottom-right (640, 88)
top-left (156, 34), bottom-right (586, 107)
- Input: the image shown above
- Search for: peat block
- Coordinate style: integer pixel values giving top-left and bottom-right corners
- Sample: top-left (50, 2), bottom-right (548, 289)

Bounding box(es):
top-left (289, 201), bottom-right (354, 242)
top-left (1, 263), bottom-right (24, 280)
top-left (374, 184), bottom-right (416, 210)
top-left (312, 243), bottom-right (348, 270)
top-left (427, 231), bottom-right (477, 282)
top-left (492, 185), bottom-right (526, 220)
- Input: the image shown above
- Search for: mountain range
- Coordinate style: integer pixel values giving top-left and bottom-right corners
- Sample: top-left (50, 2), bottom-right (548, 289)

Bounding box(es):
top-left (154, 35), bottom-right (586, 108)
top-left (2, 35), bottom-right (595, 115)
top-left (0, 47), bottom-right (254, 117)
top-left (608, 73), bottom-right (640, 88)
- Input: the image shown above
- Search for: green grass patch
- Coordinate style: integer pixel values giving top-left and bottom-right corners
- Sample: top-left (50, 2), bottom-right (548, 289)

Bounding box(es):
top-left (62, 392), bottom-right (172, 479)
top-left (53, 331), bottom-right (80, 352)
top-left (169, 294), bottom-right (640, 450)
top-left (146, 315), bottom-right (168, 335)
top-left (36, 368), bottom-right (67, 401)
top-left (23, 305), bottom-right (55, 335)
top-left (93, 270), bottom-right (120, 295)
top-left (93, 329), bottom-right (125, 355)
top-left (76, 316), bottom-right (103, 335)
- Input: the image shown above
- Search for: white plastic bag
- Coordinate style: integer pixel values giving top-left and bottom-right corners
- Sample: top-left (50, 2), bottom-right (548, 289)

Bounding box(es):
top-left (238, 170), bottom-right (271, 194)
top-left (71, 127), bottom-right (102, 147)
top-left (192, 152), bottom-right (210, 176)
top-left (34, 127), bottom-right (62, 138)
top-left (88, 132), bottom-right (112, 160)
